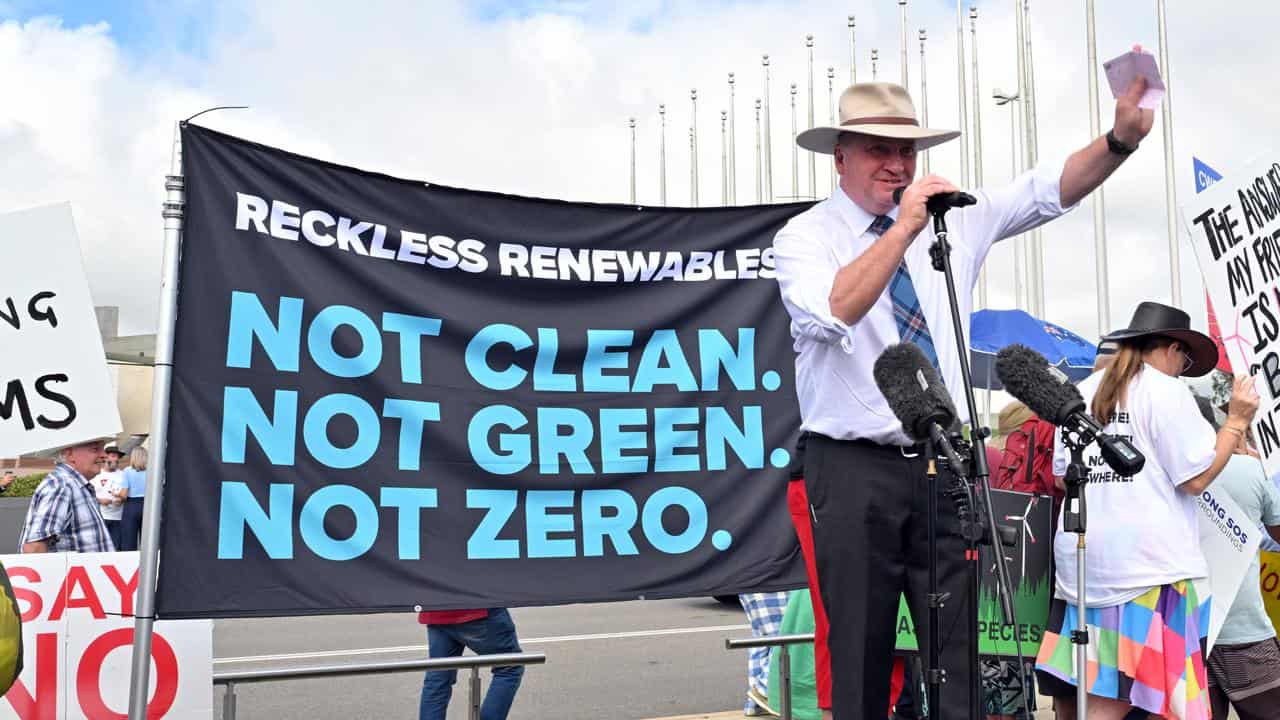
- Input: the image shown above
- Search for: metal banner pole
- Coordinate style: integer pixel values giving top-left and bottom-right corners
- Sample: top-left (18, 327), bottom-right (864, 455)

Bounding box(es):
top-left (827, 67), bottom-right (836, 195)
top-left (899, 0), bottom-right (909, 87)
top-left (659, 104), bottom-right (667, 205)
top-left (919, 30), bottom-right (930, 176)
top-left (972, 6), bottom-right (987, 311)
top-left (806, 35), bottom-right (816, 200)
top-left (848, 16), bottom-right (857, 84)
top-left (790, 83), bottom-right (798, 199)
top-left (762, 55), bottom-right (773, 202)
top-left (956, 0), bottom-right (971, 191)
top-left (629, 118), bottom-right (637, 203)
top-left (1157, 0), bottom-right (1181, 305)
top-left (691, 89), bottom-right (699, 207)
top-left (689, 126), bottom-right (696, 206)
top-left (126, 121), bottom-right (184, 720)
top-left (1022, 0), bottom-right (1044, 317)
top-left (721, 110), bottom-right (728, 205)
top-left (728, 73), bottom-right (737, 204)
top-left (1086, 0), bottom-right (1111, 332)
top-left (755, 98), bottom-right (763, 203)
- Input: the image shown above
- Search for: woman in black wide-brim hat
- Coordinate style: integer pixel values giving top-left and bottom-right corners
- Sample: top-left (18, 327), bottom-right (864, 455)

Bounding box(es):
top-left (1033, 301), bottom-right (1259, 720)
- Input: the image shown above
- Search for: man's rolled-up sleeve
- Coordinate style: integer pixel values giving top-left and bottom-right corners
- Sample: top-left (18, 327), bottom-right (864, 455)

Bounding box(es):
top-left (981, 155), bottom-right (1081, 243)
top-left (773, 227), bottom-right (857, 353)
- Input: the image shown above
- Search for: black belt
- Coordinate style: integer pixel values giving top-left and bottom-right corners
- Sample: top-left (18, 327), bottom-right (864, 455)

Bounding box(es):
top-left (803, 431), bottom-right (927, 457)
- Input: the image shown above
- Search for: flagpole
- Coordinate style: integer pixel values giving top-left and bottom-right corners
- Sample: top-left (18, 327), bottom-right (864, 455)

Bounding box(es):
top-left (127, 120), bottom-right (186, 720)
top-left (919, 30), bottom-right (930, 175)
top-left (828, 66), bottom-right (836, 195)
top-left (691, 89), bottom-right (699, 207)
top-left (872, 48), bottom-right (879, 80)
top-left (689, 126), bottom-right (696, 206)
top-left (807, 34), bottom-right (816, 200)
top-left (762, 54), bottom-right (773, 202)
top-left (755, 98), bottom-right (763, 203)
top-left (995, 87), bottom-right (1025, 309)
top-left (848, 16), bottom-right (857, 84)
top-left (972, 6), bottom-right (988, 310)
top-left (658, 103), bottom-right (667, 205)
top-left (1021, 0), bottom-right (1044, 317)
top-left (1086, 0), bottom-right (1110, 333)
top-left (899, 0), bottom-right (909, 88)
top-left (1158, 0), bottom-right (1181, 305)
top-left (130, 104), bottom-right (247, 718)
top-left (728, 72), bottom-right (737, 204)
top-left (790, 82), bottom-right (799, 199)
top-left (721, 110), bottom-right (728, 205)
top-left (956, 0), bottom-right (971, 192)
top-left (629, 118), bottom-right (637, 203)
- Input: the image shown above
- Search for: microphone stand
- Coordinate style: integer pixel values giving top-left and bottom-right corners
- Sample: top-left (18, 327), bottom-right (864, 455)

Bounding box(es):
top-left (1061, 433), bottom-right (1091, 718)
top-left (927, 210), bottom-right (1029, 720)
top-left (924, 441), bottom-right (945, 720)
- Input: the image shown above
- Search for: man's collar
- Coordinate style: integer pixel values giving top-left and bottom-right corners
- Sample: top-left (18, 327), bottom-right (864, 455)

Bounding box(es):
top-left (55, 462), bottom-right (90, 485)
top-left (829, 185), bottom-right (899, 235)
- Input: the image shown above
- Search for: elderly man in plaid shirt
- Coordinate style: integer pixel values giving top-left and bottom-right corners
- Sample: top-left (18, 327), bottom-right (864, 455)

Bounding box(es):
top-left (20, 438), bottom-right (115, 553)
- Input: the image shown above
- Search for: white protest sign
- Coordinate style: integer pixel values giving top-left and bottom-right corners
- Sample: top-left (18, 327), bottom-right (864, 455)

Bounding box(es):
top-left (1184, 158), bottom-right (1280, 478)
top-left (1197, 486), bottom-right (1263, 651)
top-left (0, 204), bottom-right (121, 457)
top-left (0, 552), bottom-right (212, 720)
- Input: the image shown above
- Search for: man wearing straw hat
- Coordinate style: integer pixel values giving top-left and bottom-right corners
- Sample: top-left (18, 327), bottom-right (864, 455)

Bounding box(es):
top-left (772, 73), bottom-right (1152, 719)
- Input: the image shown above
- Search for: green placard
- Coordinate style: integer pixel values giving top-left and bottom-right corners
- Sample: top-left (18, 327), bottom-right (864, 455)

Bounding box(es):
top-left (893, 489), bottom-right (1052, 658)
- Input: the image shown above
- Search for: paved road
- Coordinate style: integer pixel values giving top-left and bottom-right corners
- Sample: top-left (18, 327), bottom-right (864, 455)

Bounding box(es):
top-left (0, 498), bottom-right (30, 549)
top-left (213, 597), bottom-right (755, 720)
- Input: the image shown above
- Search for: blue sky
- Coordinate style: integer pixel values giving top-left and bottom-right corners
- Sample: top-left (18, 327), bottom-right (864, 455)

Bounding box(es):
top-left (1, 0), bottom-right (222, 58)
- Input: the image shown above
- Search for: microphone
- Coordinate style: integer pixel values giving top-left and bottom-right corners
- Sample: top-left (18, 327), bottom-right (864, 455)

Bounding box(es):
top-left (873, 343), bottom-right (966, 473)
top-left (994, 344), bottom-right (1145, 476)
top-left (891, 186), bottom-right (978, 214)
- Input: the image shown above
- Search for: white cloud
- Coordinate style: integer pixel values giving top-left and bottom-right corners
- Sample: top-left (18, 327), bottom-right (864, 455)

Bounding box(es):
top-left (1, 1), bottom-right (1277, 339)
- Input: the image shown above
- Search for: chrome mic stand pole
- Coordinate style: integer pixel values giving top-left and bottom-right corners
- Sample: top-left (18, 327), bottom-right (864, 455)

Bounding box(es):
top-left (1061, 436), bottom-right (1091, 718)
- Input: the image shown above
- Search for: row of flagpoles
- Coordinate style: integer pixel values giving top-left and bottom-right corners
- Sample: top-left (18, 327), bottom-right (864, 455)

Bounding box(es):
top-left (624, 0), bottom-right (1184, 339)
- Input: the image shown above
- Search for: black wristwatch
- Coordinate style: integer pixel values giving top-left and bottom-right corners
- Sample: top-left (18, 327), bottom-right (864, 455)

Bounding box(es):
top-left (1105, 129), bottom-right (1137, 156)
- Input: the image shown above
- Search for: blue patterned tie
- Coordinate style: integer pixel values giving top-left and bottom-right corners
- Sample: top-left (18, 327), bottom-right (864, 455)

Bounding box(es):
top-left (870, 215), bottom-right (940, 369)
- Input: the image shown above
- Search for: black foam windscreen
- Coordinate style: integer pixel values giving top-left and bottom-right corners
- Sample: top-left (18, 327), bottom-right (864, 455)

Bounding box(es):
top-left (873, 343), bottom-right (956, 440)
top-left (994, 344), bottom-right (1085, 425)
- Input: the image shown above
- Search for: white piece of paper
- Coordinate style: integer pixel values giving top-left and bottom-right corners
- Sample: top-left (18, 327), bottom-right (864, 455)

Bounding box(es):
top-left (0, 203), bottom-right (121, 457)
top-left (1102, 49), bottom-right (1167, 110)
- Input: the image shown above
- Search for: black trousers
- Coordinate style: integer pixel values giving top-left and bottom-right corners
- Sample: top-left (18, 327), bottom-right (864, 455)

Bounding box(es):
top-left (804, 433), bottom-right (974, 720)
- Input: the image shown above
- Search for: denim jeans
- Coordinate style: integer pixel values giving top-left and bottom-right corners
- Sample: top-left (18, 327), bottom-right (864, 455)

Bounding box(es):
top-left (419, 609), bottom-right (524, 720)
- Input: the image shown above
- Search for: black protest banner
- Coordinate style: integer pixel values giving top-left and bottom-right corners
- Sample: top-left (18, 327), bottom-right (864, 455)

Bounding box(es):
top-left (1186, 159), bottom-right (1280, 477)
top-left (155, 125), bottom-right (810, 618)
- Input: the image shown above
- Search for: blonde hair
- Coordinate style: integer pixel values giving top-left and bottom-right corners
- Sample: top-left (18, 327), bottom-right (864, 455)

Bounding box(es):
top-left (1091, 336), bottom-right (1173, 424)
top-left (129, 447), bottom-right (148, 471)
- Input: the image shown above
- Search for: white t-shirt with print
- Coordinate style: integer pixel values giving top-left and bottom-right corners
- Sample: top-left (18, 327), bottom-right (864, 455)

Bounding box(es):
top-left (91, 470), bottom-right (125, 521)
top-left (1051, 365), bottom-right (1216, 607)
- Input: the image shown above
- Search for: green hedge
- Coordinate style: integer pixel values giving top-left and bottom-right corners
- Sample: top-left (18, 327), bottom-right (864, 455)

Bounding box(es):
top-left (4, 474), bottom-right (45, 498)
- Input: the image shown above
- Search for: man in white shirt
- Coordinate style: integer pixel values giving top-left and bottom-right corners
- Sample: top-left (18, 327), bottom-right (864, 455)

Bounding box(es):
top-left (772, 68), bottom-right (1153, 719)
top-left (90, 444), bottom-right (127, 549)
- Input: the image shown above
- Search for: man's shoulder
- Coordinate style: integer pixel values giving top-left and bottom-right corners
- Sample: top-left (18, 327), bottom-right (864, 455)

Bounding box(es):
top-left (776, 198), bottom-right (840, 238)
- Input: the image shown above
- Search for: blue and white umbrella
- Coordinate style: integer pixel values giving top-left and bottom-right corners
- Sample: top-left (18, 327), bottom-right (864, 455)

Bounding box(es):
top-left (970, 309), bottom-right (1097, 391)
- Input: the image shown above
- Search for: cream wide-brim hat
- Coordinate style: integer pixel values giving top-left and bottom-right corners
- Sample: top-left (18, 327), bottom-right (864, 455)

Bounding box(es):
top-left (796, 81), bottom-right (960, 154)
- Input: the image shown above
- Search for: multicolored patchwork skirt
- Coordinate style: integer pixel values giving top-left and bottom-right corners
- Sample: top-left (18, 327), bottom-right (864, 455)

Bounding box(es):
top-left (1034, 579), bottom-right (1211, 720)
